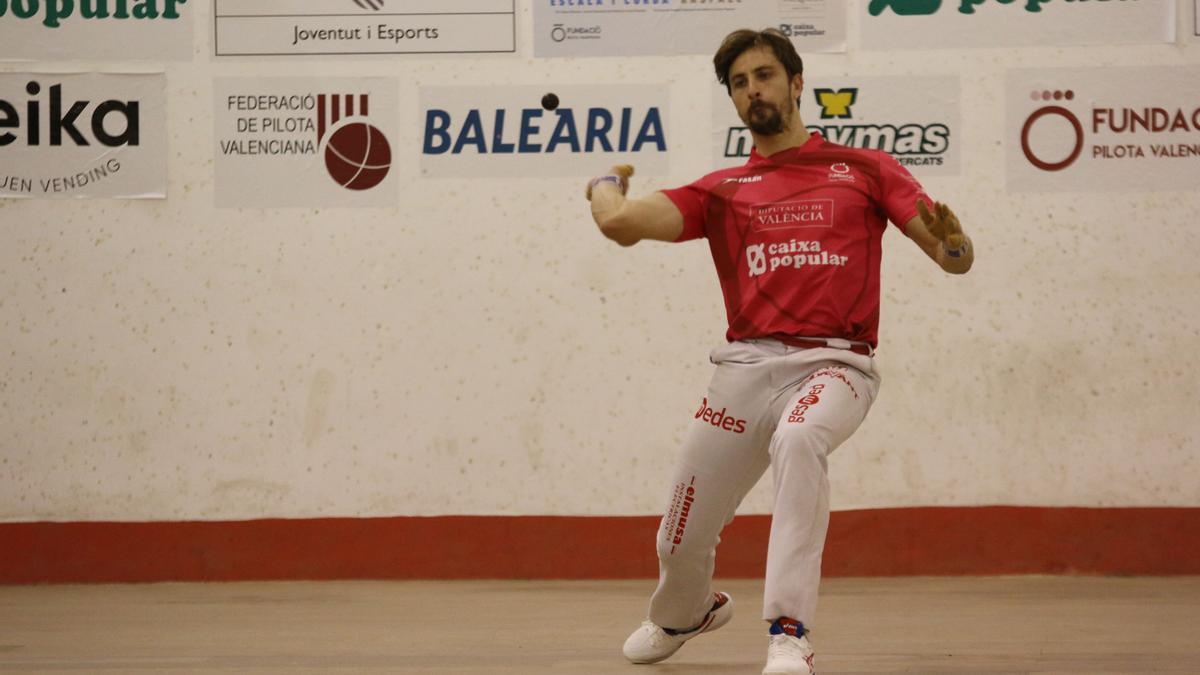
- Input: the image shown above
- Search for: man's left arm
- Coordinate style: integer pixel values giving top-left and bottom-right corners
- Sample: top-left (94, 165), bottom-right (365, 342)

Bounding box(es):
top-left (903, 199), bottom-right (974, 274)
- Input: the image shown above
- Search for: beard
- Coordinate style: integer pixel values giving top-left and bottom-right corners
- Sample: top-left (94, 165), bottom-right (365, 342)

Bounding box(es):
top-left (745, 100), bottom-right (787, 136)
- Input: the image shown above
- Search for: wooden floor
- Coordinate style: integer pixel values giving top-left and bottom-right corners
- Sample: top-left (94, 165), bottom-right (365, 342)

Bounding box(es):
top-left (1, 577), bottom-right (1197, 673)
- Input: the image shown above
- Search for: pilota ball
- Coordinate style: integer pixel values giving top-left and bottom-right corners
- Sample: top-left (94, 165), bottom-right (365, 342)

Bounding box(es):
top-left (541, 93), bottom-right (560, 111)
top-left (324, 122), bottom-right (392, 191)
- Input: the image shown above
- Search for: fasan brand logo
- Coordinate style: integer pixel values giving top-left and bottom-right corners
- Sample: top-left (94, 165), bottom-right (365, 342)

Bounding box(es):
top-left (0, 81), bottom-right (139, 147)
top-left (0, 0), bottom-right (188, 28)
top-left (869, 0), bottom-right (1110, 15)
top-left (721, 174), bottom-right (762, 184)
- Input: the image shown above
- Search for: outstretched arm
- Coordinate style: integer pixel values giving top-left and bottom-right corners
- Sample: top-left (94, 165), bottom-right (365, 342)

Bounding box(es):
top-left (587, 165), bottom-right (684, 247)
top-left (903, 199), bottom-right (974, 274)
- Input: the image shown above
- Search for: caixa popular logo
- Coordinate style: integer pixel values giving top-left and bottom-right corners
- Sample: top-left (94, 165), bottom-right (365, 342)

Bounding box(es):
top-left (0, 0), bottom-right (188, 28)
top-left (1020, 88), bottom-right (1200, 172)
top-left (423, 106), bottom-right (665, 155)
top-left (0, 80), bottom-right (139, 147)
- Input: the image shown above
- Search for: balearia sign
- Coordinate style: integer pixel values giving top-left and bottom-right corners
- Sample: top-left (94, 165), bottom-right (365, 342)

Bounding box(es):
top-left (0, 0), bottom-right (193, 60)
top-left (863, 0), bottom-right (1174, 48)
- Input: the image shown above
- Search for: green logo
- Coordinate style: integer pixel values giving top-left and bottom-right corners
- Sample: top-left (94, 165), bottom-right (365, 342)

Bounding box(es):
top-left (868, 0), bottom-right (943, 16)
top-left (0, 0), bottom-right (188, 29)
top-left (870, 0), bottom-right (1072, 16)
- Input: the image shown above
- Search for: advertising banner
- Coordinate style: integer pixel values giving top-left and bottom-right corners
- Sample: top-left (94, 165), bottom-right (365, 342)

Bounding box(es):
top-left (214, 78), bottom-right (399, 208)
top-left (214, 0), bottom-right (515, 56)
top-left (862, 0), bottom-right (1174, 49)
top-left (0, 0), bottom-right (193, 61)
top-left (1, 73), bottom-right (167, 199)
top-left (1006, 67), bottom-right (1200, 193)
top-left (712, 75), bottom-right (961, 178)
top-left (533, 0), bottom-right (846, 57)
top-left (419, 85), bottom-right (671, 179)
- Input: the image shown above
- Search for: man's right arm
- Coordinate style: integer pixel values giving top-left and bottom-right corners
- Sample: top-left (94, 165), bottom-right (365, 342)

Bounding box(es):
top-left (588, 165), bottom-right (685, 247)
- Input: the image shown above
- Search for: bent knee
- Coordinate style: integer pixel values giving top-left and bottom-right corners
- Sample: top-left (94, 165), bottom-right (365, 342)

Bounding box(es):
top-left (771, 422), bottom-right (838, 456)
top-left (656, 525), bottom-right (717, 563)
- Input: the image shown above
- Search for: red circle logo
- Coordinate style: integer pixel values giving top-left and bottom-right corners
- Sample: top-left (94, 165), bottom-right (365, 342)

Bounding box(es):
top-left (1021, 105), bottom-right (1084, 172)
top-left (324, 122), bottom-right (392, 190)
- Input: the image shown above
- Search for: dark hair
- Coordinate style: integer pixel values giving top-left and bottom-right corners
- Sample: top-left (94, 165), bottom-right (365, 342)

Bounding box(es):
top-left (713, 28), bottom-right (804, 95)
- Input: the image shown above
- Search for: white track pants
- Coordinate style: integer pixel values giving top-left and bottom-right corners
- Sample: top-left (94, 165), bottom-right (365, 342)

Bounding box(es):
top-left (647, 339), bottom-right (880, 629)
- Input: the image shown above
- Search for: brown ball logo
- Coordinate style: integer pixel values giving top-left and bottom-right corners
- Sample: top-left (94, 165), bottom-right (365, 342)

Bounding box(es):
top-left (323, 122), bottom-right (391, 190)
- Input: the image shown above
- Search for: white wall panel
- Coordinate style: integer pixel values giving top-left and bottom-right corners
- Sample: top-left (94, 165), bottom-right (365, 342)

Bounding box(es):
top-left (1, 2), bottom-right (1197, 521)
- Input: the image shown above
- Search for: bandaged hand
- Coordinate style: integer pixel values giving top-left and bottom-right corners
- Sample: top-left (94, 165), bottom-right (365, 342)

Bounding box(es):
top-left (917, 199), bottom-right (967, 255)
top-left (586, 164), bottom-right (634, 201)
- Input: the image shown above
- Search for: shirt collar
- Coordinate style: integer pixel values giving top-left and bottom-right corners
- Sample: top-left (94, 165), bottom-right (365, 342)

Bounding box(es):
top-left (747, 131), bottom-right (825, 165)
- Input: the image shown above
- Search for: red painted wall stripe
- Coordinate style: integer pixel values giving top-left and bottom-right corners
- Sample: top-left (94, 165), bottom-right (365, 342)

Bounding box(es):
top-left (1, 507), bottom-right (1197, 584)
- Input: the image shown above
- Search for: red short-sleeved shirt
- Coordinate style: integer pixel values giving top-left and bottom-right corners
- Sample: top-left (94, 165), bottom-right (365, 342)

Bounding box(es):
top-left (662, 132), bottom-right (930, 348)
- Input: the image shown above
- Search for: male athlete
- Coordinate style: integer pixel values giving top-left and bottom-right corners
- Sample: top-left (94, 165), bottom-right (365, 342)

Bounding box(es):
top-left (585, 29), bottom-right (973, 675)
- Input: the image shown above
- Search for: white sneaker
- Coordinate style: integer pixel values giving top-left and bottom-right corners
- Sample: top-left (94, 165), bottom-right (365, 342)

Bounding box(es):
top-left (622, 592), bottom-right (733, 664)
top-left (762, 633), bottom-right (816, 674)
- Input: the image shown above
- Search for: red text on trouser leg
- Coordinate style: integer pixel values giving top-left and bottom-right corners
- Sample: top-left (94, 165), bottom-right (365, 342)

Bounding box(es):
top-left (809, 366), bottom-right (859, 399)
top-left (694, 397), bottom-right (748, 434)
top-left (787, 383), bottom-right (825, 424)
top-left (663, 476), bottom-right (698, 555)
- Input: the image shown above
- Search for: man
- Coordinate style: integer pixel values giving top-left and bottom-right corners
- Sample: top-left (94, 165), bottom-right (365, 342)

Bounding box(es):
top-left (585, 28), bottom-right (973, 675)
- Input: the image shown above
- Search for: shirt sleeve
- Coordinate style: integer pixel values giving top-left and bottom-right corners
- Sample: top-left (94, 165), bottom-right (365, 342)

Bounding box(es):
top-left (660, 180), bottom-right (710, 242)
top-left (877, 152), bottom-right (932, 235)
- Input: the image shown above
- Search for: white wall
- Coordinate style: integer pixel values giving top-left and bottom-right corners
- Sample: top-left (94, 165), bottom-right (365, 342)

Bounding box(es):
top-left (2, 2), bottom-right (1198, 521)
